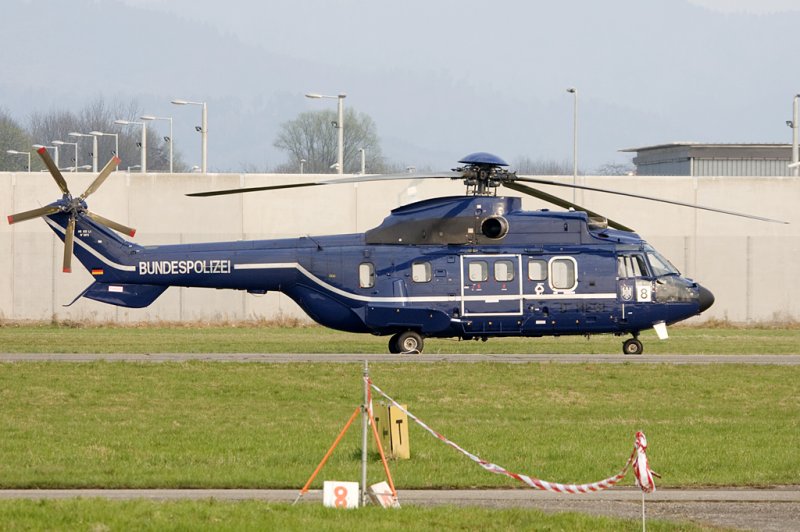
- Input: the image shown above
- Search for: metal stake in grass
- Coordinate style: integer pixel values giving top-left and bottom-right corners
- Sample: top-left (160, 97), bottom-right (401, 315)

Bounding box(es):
top-left (361, 359), bottom-right (369, 506)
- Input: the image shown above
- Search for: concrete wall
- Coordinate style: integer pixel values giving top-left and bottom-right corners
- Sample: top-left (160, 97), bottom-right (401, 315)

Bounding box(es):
top-left (2, 171), bottom-right (798, 323)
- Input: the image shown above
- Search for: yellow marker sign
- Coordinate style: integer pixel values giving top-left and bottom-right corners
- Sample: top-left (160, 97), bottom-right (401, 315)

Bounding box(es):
top-left (374, 402), bottom-right (410, 459)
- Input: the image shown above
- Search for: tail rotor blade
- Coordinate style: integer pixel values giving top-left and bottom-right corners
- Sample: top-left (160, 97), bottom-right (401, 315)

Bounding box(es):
top-left (80, 156), bottom-right (121, 200)
top-left (63, 215), bottom-right (75, 273)
top-left (36, 147), bottom-right (70, 196)
top-left (7, 205), bottom-right (61, 225)
top-left (503, 182), bottom-right (635, 232)
top-left (84, 211), bottom-right (136, 237)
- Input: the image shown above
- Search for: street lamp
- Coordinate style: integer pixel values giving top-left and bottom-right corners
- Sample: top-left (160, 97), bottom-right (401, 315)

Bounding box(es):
top-left (306, 92), bottom-right (346, 175)
top-left (171, 99), bottom-right (207, 172)
top-left (791, 94), bottom-right (800, 177)
top-left (141, 115), bottom-right (173, 173)
top-left (33, 144), bottom-right (59, 169)
top-left (566, 87), bottom-right (578, 202)
top-left (6, 150), bottom-right (31, 172)
top-left (90, 131), bottom-right (119, 160)
top-left (51, 141), bottom-right (76, 171)
top-left (114, 119), bottom-right (147, 173)
top-left (69, 132), bottom-right (97, 172)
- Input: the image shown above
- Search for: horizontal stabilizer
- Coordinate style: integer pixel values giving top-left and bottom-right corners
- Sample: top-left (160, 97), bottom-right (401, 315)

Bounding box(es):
top-left (82, 282), bottom-right (167, 308)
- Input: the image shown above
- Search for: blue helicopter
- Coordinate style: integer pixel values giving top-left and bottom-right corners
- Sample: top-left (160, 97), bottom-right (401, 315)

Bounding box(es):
top-left (8, 148), bottom-right (785, 354)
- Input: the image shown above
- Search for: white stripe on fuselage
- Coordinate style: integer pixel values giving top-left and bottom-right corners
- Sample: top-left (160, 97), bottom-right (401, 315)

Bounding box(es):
top-left (234, 262), bottom-right (616, 304)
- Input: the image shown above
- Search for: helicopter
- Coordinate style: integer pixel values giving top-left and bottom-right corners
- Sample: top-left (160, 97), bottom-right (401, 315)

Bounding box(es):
top-left (8, 148), bottom-right (787, 354)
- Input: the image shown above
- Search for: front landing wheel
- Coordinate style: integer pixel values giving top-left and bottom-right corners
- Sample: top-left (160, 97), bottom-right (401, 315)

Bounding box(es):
top-left (623, 338), bottom-right (643, 355)
top-left (394, 331), bottom-right (424, 354)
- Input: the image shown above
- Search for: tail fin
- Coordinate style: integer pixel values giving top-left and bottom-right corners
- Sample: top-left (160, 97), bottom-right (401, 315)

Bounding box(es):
top-left (44, 212), bottom-right (139, 277)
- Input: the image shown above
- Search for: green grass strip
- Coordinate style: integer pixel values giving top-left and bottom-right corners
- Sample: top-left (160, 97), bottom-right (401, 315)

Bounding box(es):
top-left (0, 362), bottom-right (797, 489)
top-left (0, 499), bottom-right (711, 531)
top-left (1, 323), bottom-right (799, 354)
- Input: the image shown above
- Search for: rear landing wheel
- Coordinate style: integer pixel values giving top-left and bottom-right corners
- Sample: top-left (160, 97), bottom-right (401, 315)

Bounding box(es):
top-left (395, 331), bottom-right (424, 354)
top-left (623, 338), bottom-right (643, 355)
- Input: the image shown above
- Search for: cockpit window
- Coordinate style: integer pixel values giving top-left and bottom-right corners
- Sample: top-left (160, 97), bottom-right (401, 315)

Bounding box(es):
top-left (643, 245), bottom-right (680, 276)
top-left (647, 250), bottom-right (680, 276)
top-left (617, 254), bottom-right (648, 278)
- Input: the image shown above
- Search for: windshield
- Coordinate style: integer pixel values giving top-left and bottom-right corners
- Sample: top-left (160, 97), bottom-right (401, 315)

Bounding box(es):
top-left (645, 247), bottom-right (680, 276)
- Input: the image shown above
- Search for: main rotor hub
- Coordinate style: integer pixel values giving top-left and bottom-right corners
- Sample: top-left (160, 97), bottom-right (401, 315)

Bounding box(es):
top-left (453, 152), bottom-right (517, 196)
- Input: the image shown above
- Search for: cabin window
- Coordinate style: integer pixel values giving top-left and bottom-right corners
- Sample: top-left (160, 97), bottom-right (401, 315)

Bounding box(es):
top-left (527, 259), bottom-right (547, 281)
top-left (550, 257), bottom-right (577, 291)
top-left (359, 262), bottom-right (375, 288)
top-left (412, 261), bottom-right (432, 283)
top-left (468, 261), bottom-right (488, 282)
top-left (494, 260), bottom-right (515, 282)
top-left (617, 254), bottom-right (648, 278)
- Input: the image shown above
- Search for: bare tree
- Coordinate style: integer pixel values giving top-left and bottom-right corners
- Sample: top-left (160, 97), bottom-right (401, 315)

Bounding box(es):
top-left (0, 108), bottom-right (32, 171)
top-left (513, 156), bottom-right (575, 176)
top-left (27, 97), bottom-right (186, 173)
top-left (274, 108), bottom-right (389, 174)
top-left (594, 162), bottom-right (635, 176)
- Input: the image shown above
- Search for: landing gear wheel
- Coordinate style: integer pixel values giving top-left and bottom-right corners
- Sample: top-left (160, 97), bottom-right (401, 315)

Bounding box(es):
top-left (388, 334), bottom-right (402, 354)
top-left (623, 338), bottom-right (643, 355)
top-left (396, 331), bottom-right (424, 354)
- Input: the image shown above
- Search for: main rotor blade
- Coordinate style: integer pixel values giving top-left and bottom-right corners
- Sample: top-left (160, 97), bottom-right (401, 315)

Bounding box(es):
top-left (80, 156), bottom-right (121, 200)
top-left (186, 172), bottom-right (456, 197)
top-left (84, 211), bottom-right (136, 237)
top-left (36, 147), bottom-right (70, 196)
top-left (514, 176), bottom-right (789, 224)
top-left (503, 182), bottom-right (635, 232)
top-left (63, 215), bottom-right (75, 273)
top-left (7, 205), bottom-right (61, 225)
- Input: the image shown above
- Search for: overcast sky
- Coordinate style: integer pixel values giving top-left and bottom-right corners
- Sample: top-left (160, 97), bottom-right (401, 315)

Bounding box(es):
top-left (2, 0), bottom-right (799, 173)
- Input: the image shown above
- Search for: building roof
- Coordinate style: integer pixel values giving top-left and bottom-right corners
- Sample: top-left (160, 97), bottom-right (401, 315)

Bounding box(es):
top-left (620, 142), bottom-right (791, 153)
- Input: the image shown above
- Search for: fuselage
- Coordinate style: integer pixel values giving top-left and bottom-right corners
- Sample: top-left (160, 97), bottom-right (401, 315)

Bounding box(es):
top-left (45, 195), bottom-right (714, 343)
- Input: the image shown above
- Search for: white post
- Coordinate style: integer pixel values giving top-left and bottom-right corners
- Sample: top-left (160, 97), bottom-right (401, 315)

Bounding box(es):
top-left (361, 360), bottom-right (369, 506)
top-left (91, 135), bottom-right (98, 172)
top-left (567, 87), bottom-right (578, 202)
top-left (792, 94), bottom-right (799, 177)
top-left (337, 94), bottom-right (345, 175)
top-left (201, 102), bottom-right (208, 173)
top-left (141, 122), bottom-right (147, 173)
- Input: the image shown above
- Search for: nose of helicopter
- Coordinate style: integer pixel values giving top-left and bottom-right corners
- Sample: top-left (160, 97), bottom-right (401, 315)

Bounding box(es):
top-left (697, 285), bottom-right (715, 313)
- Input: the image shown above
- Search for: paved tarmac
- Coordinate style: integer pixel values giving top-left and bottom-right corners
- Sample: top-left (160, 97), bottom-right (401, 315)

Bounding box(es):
top-left (1, 488), bottom-right (798, 530)
top-left (2, 353), bottom-right (800, 364)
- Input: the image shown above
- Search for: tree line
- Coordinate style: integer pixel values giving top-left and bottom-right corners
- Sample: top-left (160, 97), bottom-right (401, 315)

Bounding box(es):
top-left (1, 98), bottom-right (633, 175)
top-left (1, 99), bottom-right (186, 173)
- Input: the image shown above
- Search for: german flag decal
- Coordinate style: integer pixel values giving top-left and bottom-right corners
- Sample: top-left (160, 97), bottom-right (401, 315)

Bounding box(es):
top-left (91, 269), bottom-right (104, 276)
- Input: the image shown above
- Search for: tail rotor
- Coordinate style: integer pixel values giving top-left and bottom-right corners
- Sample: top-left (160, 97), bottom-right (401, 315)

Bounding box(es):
top-left (7, 147), bottom-right (136, 273)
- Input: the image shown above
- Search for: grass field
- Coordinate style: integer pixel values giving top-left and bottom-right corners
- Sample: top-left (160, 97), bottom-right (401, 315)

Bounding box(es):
top-left (0, 499), bottom-right (708, 531)
top-left (1, 321), bottom-right (800, 354)
top-left (0, 362), bottom-right (797, 489)
top-left (0, 323), bottom-right (795, 530)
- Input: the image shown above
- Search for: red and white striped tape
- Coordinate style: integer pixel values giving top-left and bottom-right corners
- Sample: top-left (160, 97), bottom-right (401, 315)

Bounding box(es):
top-left (369, 379), bottom-right (655, 494)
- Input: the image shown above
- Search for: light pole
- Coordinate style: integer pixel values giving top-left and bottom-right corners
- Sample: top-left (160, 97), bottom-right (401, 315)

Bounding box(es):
top-left (791, 94), bottom-right (799, 177)
top-left (69, 132), bottom-right (97, 172)
top-left (171, 99), bottom-right (207, 173)
top-left (6, 150), bottom-right (31, 172)
top-left (33, 144), bottom-right (59, 169)
top-left (51, 141), bottom-right (76, 171)
top-left (306, 92), bottom-right (346, 175)
top-left (114, 120), bottom-right (147, 173)
top-left (358, 147), bottom-right (366, 174)
top-left (90, 131), bottom-right (119, 160)
top-left (141, 115), bottom-right (173, 173)
top-left (300, 159), bottom-right (306, 174)
top-left (566, 87), bottom-right (578, 202)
